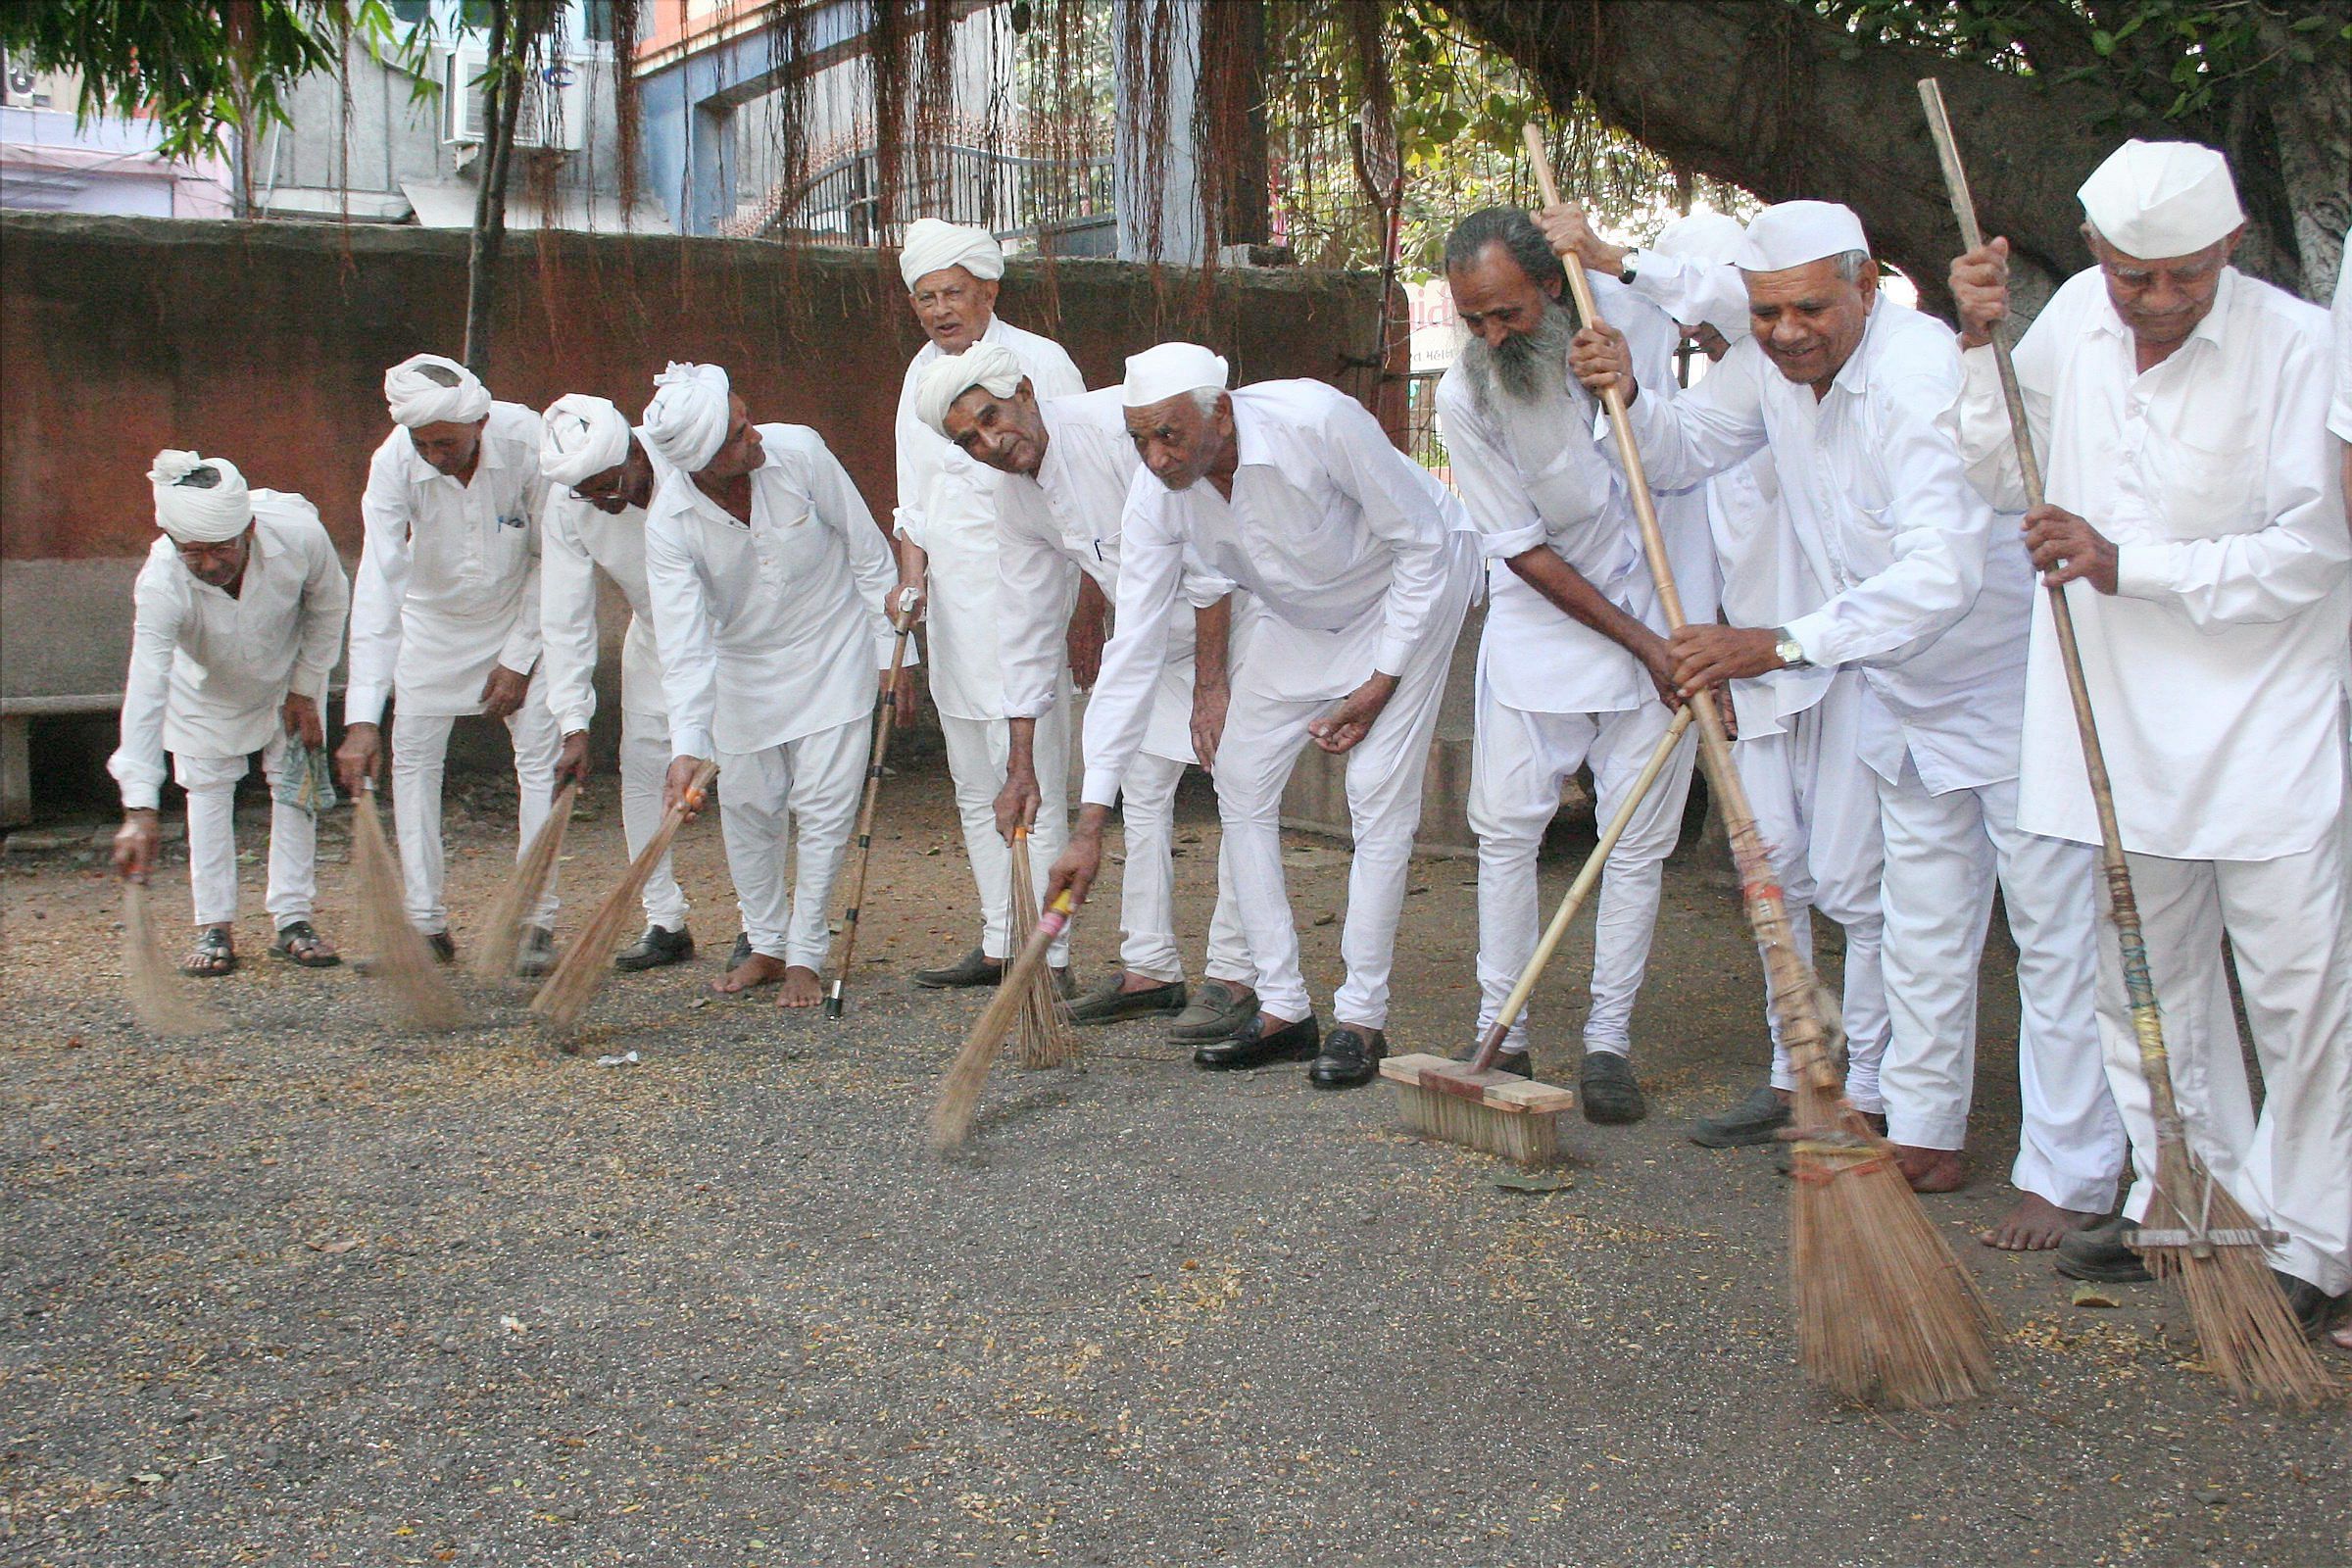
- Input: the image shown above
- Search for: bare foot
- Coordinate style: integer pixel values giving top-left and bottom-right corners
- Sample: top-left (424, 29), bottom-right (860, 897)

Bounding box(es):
top-left (1890, 1143), bottom-right (1969, 1194)
top-left (1980, 1192), bottom-right (2103, 1250)
top-left (713, 954), bottom-right (789, 995)
top-left (776, 965), bottom-right (823, 1008)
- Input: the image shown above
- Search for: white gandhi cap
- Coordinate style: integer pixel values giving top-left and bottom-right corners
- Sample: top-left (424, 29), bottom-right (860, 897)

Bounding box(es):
top-left (1731, 200), bottom-right (1870, 272)
top-left (1121, 342), bottom-right (1230, 408)
top-left (2078, 139), bottom-right (2243, 260)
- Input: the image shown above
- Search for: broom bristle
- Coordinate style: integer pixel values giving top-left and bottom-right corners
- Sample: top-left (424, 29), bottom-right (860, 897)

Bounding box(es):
top-left (350, 787), bottom-right (467, 1031)
top-left (1389, 1081), bottom-right (1563, 1166)
top-left (1008, 841), bottom-right (1079, 1070)
top-left (2138, 1145), bottom-right (2333, 1406)
top-left (531, 765), bottom-right (710, 1035)
top-left (930, 903), bottom-right (1069, 1152)
top-left (121, 881), bottom-right (227, 1037)
top-left (470, 782), bottom-right (577, 980)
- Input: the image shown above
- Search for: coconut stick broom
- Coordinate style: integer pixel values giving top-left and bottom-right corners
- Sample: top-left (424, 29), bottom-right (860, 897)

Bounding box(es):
top-left (350, 779), bottom-right (468, 1031)
top-left (1525, 123), bottom-right (1996, 1408)
top-left (1007, 826), bottom-right (1081, 1069)
top-left (930, 888), bottom-right (1076, 1152)
top-left (825, 613), bottom-right (915, 1018)
top-left (470, 781), bottom-right (579, 981)
top-left (530, 759), bottom-right (715, 1037)
top-left (1382, 707), bottom-right (1692, 1164)
top-left (121, 877), bottom-right (227, 1037)
top-left (1918, 78), bottom-right (2328, 1405)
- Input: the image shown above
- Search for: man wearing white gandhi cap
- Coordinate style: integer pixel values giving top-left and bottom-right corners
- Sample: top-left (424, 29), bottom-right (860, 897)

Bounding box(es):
top-left (109, 452), bottom-right (350, 976)
top-left (1949, 140), bottom-right (2351, 1334)
top-left (537, 394), bottom-right (697, 972)
top-left (337, 353), bottom-right (562, 973)
top-left (915, 343), bottom-right (1260, 1041)
top-left (891, 218), bottom-right (1089, 991)
top-left (1572, 199), bottom-right (2125, 1252)
top-left (640, 363), bottom-right (907, 1009)
top-left (1045, 344), bottom-right (1481, 1091)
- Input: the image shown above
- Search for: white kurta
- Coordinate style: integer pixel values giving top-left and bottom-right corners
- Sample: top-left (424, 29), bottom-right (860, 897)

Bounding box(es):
top-left (346, 403), bottom-right (547, 723)
top-left (894, 315), bottom-right (1087, 721)
top-left (2330, 235), bottom-right (2352, 445)
top-left (1958, 267), bottom-right (2350, 861)
top-left (644, 424), bottom-right (905, 763)
top-left (110, 494), bottom-right (348, 808)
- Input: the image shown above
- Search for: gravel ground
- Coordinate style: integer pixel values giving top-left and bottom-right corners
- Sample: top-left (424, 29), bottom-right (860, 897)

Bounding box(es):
top-left (2, 758), bottom-right (2345, 1568)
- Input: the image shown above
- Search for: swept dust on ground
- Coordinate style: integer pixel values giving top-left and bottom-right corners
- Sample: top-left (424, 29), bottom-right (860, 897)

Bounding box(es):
top-left (2, 759), bottom-right (2345, 1567)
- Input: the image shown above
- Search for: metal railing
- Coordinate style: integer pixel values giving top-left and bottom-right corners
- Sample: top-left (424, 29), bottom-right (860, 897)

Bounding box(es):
top-left (732, 141), bottom-right (1114, 245)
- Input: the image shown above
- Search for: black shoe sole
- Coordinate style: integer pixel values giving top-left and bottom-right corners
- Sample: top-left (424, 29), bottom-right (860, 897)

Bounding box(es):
top-left (1069, 989), bottom-right (1189, 1025)
top-left (613, 947), bottom-right (695, 972)
top-left (1306, 1065), bottom-right (1381, 1091)
top-left (2053, 1253), bottom-right (2154, 1285)
top-left (1583, 1102), bottom-right (1648, 1126)
top-left (912, 972), bottom-right (1004, 990)
top-left (1689, 1118), bottom-right (1789, 1150)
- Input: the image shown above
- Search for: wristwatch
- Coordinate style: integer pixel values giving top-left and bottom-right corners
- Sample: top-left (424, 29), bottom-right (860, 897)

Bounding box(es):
top-left (1773, 627), bottom-right (1810, 669)
top-left (1618, 253), bottom-right (1638, 286)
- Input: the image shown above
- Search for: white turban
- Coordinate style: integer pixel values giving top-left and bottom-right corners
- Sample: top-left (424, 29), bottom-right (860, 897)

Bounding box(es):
top-left (383, 352), bottom-right (493, 428)
top-left (899, 218), bottom-right (1004, 290)
top-left (641, 362), bottom-right (733, 473)
top-left (2079, 139), bottom-right (2244, 260)
top-left (1122, 343), bottom-right (1230, 409)
top-left (148, 449), bottom-right (253, 544)
top-left (1649, 212), bottom-right (1751, 339)
top-left (1732, 201), bottom-right (1870, 273)
top-left (540, 394), bottom-right (634, 488)
top-left (913, 342), bottom-right (1028, 438)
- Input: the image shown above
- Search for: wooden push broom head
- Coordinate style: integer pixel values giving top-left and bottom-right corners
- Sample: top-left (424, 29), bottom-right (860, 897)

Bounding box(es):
top-left (930, 889), bottom-right (1075, 1152)
top-left (350, 781), bottom-right (468, 1032)
top-left (470, 781), bottom-right (578, 981)
top-left (121, 878), bottom-right (227, 1038)
top-left (531, 760), bottom-right (713, 1038)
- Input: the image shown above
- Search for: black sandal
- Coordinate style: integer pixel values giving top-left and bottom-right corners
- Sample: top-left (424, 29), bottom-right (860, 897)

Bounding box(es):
top-left (270, 920), bottom-right (342, 968)
top-left (181, 927), bottom-right (239, 978)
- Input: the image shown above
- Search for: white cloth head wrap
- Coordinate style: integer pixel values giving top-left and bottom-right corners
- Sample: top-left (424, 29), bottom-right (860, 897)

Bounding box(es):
top-left (383, 352), bottom-right (493, 428)
top-left (2078, 139), bottom-right (2244, 260)
top-left (900, 219), bottom-right (1005, 290)
top-left (149, 450), bottom-right (253, 544)
top-left (540, 394), bottom-right (634, 487)
top-left (641, 362), bottom-right (733, 473)
top-left (1122, 343), bottom-right (1230, 409)
top-left (913, 342), bottom-right (1028, 438)
top-left (1732, 201), bottom-right (1870, 272)
top-left (1649, 212), bottom-right (1751, 338)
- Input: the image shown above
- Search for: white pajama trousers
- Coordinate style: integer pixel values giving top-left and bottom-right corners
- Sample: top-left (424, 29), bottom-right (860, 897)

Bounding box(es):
top-left (389, 681), bottom-right (563, 935)
top-left (618, 709), bottom-right (690, 932)
top-left (175, 738), bottom-right (315, 929)
top-left (1469, 696), bottom-right (1697, 1057)
top-left (1876, 767), bottom-right (2123, 1214)
top-left (1114, 750), bottom-right (1252, 987)
top-left (939, 707), bottom-right (1072, 966)
top-left (1739, 675), bottom-right (1889, 1111)
top-left (2098, 840), bottom-right (2352, 1297)
top-left (716, 716), bottom-right (866, 973)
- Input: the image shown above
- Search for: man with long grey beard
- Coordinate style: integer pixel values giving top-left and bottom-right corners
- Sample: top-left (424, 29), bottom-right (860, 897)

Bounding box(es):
top-left (1436, 206), bottom-right (1714, 1123)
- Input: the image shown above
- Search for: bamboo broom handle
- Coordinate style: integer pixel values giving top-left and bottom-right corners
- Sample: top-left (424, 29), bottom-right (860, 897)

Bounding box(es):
top-left (825, 613), bottom-right (916, 1019)
top-left (1521, 123), bottom-right (1838, 1091)
top-left (1914, 78), bottom-right (2182, 1134)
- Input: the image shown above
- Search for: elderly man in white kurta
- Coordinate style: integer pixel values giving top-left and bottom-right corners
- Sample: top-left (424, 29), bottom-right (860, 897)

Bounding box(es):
top-left (1572, 201), bottom-right (2125, 1252)
top-left (1950, 142), bottom-right (2352, 1330)
top-left (891, 219), bottom-right (1090, 990)
top-left (913, 344), bottom-right (1258, 1041)
top-left (538, 394), bottom-right (696, 972)
top-left (110, 451), bottom-right (350, 975)
top-left (1048, 345), bottom-right (1481, 1092)
top-left (1561, 208), bottom-right (1891, 1150)
top-left (336, 353), bottom-right (561, 973)
top-left (641, 364), bottom-right (906, 1010)
top-left (1436, 205), bottom-right (1705, 1125)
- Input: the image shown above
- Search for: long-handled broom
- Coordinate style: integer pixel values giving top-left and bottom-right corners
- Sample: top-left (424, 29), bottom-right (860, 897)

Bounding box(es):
top-left (929, 889), bottom-right (1076, 1152)
top-left (825, 614), bottom-right (915, 1018)
top-left (350, 779), bottom-right (468, 1031)
top-left (1382, 707), bottom-right (1691, 1164)
top-left (1526, 123), bottom-right (1996, 1407)
top-left (1918, 78), bottom-right (2328, 1405)
top-left (530, 759), bottom-right (716, 1038)
top-left (1007, 826), bottom-right (1080, 1069)
top-left (122, 877), bottom-right (227, 1037)
top-left (469, 781), bottom-right (579, 981)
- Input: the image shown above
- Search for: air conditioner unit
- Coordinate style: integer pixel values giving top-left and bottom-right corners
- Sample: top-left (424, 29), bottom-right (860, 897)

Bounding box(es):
top-left (442, 45), bottom-right (587, 153)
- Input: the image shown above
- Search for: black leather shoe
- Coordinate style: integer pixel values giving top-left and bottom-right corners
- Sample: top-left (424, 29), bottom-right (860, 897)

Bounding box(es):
top-left (2058, 1217), bottom-right (2153, 1284)
top-left (614, 924), bottom-right (695, 971)
top-left (1689, 1085), bottom-right (1791, 1149)
top-left (1580, 1051), bottom-right (1647, 1124)
top-left (514, 924), bottom-right (559, 979)
top-left (2273, 1271), bottom-right (2346, 1341)
top-left (1194, 1012), bottom-right (1319, 1071)
top-left (424, 930), bottom-right (458, 964)
top-left (1169, 978), bottom-right (1260, 1043)
top-left (1308, 1025), bottom-right (1387, 1090)
top-left (1450, 1043), bottom-right (1534, 1079)
top-left (913, 946), bottom-right (1004, 989)
top-left (1067, 973), bottom-right (1185, 1024)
